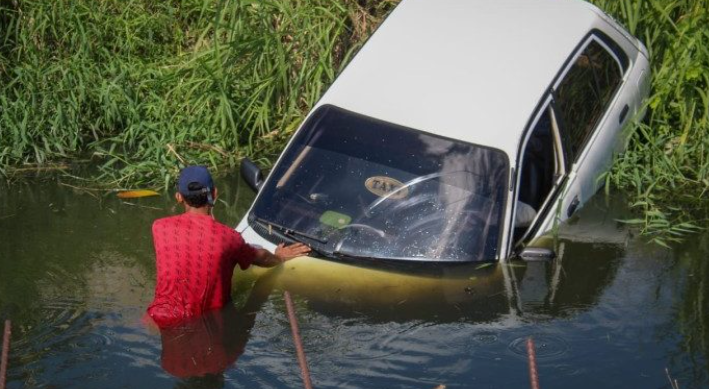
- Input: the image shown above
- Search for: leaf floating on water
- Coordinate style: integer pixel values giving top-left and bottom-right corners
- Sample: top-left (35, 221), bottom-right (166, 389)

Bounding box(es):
top-left (117, 190), bottom-right (160, 199)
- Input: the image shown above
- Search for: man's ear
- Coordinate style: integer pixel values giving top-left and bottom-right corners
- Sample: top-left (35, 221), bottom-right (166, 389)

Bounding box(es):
top-left (212, 187), bottom-right (218, 203)
top-left (175, 192), bottom-right (184, 204)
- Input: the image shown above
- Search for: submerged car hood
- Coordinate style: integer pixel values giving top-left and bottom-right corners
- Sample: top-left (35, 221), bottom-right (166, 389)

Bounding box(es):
top-left (240, 256), bottom-right (510, 323)
top-left (234, 222), bottom-right (511, 322)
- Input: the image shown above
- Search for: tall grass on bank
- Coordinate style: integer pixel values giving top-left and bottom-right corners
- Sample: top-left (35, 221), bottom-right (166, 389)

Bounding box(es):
top-left (1, 0), bottom-right (707, 239)
top-left (0, 0), bottom-right (395, 187)
top-left (592, 0), bottom-right (708, 242)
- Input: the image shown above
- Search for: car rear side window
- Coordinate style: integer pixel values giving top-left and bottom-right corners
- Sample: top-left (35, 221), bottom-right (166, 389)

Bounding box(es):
top-left (555, 38), bottom-right (624, 162)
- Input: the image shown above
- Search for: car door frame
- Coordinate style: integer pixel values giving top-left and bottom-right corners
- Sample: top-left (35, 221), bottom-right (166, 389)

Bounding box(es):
top-left (507, 95), bottom-right (569, 253)
top-left (506, 29), bottom-right (634, 255)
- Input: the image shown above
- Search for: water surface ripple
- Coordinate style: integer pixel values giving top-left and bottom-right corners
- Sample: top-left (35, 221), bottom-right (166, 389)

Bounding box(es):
top-left (0, 179), bottom-right (708, 388)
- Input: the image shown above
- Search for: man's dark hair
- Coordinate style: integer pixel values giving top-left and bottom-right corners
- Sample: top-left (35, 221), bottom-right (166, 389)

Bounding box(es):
top-left (182, 182), bottom-right (211, 208)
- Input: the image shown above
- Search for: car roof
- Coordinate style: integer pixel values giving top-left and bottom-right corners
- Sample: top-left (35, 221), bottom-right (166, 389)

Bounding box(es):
top-left (316, 0), bottom-right (604, 158)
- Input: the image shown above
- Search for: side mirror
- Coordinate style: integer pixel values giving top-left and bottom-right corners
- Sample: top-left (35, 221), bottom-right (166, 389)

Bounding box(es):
top-left (240, 158), bottom-right (264, 192)
top-left (517, 246), bottom-right (555, 262)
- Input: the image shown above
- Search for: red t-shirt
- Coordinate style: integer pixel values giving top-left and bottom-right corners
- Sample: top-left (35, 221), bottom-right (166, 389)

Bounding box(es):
top-left (147, 213), bottom-right (257, 327)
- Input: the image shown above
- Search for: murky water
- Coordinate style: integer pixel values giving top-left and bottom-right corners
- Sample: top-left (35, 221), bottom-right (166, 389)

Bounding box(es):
top-left (1, 174), bottom-right (707, 388)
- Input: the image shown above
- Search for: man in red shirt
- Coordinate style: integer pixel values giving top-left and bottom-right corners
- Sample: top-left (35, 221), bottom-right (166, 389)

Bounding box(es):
top-left (147, 166), bottom-right (310, 328)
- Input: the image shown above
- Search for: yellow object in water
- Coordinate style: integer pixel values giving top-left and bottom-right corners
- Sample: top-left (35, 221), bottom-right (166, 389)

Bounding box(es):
top-left (239, 256), bottom-right (508, 321)
top-left (117, 190), bottom-right (160, 199)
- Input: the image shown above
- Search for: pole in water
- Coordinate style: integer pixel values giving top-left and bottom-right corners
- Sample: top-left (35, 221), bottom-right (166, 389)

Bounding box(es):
top-left (0, 320), bottom-right (11, 389)
top-left (526, 337), bottom-right (540, 389)
top-left (284, 291), bottom-right (314, 389)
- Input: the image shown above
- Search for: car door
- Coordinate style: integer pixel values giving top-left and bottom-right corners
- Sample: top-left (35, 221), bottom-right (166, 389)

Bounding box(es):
top-left (517, 31), bottom-right (633, 245)
top-left (542, 32), bottom-right (631, 233)
top-left (556, 33), bottom-right (631, 209)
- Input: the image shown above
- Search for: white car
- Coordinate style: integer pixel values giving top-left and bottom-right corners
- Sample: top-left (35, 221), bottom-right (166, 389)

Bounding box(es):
top-left (237, 0), bottom-right (650, 263)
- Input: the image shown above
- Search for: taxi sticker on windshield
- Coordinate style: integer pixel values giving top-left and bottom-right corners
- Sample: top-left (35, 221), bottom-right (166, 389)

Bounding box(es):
top-left (365, 176), bottom-right (408, 200)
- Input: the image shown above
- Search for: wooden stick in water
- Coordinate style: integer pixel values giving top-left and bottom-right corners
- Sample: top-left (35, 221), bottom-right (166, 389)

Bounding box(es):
top-left (526, 337), bottom-right (540, 389)
top-left (0, 320), bottom-right (11, 389)
top-left (284, 291), bottom-right (314, 389)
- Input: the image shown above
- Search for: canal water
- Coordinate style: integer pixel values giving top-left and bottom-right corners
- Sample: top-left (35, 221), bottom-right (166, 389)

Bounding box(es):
top-left (0, 174), bottom-right (707, 388)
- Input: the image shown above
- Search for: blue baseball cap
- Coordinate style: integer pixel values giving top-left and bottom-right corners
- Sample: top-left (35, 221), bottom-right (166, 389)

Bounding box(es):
top-left (177, 166), bottom-right (215, 205)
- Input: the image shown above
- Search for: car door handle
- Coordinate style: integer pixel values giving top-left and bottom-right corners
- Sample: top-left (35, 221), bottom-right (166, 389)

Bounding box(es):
top-left (567, 195), bottom-right (580, 217)
top-left (619, 104), bottom-right (629, 124)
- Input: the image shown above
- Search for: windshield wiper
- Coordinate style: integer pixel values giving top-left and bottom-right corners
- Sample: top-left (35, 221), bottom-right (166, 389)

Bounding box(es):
top-left (252, 217), bottom-right (328, 244)
top-left (332, 250), bottom-right (462, 264)
top-left (331, 249), bottom-right (402, 262)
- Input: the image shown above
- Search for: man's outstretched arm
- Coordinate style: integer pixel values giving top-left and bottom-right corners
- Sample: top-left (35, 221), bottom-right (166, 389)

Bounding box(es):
top-left (252, 243), bottom-right (311, 267)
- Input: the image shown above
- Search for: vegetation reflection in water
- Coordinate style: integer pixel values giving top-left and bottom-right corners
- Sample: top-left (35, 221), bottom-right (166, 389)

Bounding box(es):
top-left (0, 175), bottom-right (708, 388)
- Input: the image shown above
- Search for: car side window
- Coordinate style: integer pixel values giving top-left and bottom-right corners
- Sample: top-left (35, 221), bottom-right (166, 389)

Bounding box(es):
top-left (554, 38), bottom-right (624, 163)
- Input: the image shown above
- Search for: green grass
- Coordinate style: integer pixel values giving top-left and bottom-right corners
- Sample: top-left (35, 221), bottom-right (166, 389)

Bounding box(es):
top-left (0, 0), bottom-right (395, 188)
top-left (592, 0), bottom-right (709, 243)
top-left (1, 0), bottom-right (707, 240)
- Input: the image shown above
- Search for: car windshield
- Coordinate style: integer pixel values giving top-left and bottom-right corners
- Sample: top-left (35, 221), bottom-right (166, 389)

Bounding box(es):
top-left (249, 105), bottom-right (509, 262)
